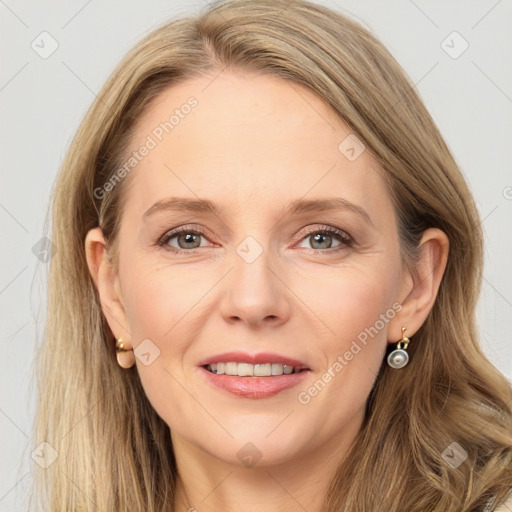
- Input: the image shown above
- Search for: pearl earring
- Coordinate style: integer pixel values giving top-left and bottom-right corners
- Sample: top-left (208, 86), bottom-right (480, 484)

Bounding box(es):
top-left (387, 327), bottom-right (411, 369)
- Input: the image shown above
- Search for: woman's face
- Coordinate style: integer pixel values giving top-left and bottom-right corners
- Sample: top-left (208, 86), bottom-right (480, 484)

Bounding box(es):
top-left (100, 71), bottom-right (411, 466)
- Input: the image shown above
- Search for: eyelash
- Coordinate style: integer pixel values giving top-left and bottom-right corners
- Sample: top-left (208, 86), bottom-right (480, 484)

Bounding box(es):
top-left (156, 224), bottom-right (354, 255)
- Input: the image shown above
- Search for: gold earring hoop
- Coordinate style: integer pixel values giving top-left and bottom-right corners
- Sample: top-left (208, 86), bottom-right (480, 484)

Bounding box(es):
top-left (116, 338), bottom-right (135, 369)
top-left (387, 327), bottom-right (411, 369)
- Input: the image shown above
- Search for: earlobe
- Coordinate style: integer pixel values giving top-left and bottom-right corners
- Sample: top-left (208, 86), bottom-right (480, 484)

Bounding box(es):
top-left (84, 227), bottom-right (130, 343)
top-left (389, 227), bottom-right (449, 341)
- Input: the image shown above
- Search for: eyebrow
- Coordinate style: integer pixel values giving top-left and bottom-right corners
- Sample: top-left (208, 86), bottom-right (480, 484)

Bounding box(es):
top-left (142, 196), bottom-right (374, 227)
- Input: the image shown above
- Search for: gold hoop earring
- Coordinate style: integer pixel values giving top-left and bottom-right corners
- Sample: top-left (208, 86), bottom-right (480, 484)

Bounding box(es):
top-left (387, 327), bottom-right (411, 369)
top-left (116, 338), bottom-right (135, 369)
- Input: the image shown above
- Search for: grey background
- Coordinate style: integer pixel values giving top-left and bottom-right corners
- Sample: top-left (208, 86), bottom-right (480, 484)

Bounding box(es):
top-left (1, 1), bottom-right (511, 510)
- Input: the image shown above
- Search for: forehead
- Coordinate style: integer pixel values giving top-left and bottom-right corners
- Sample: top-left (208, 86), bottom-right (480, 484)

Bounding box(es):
top-left (121, 70), bottom-right (392, 223)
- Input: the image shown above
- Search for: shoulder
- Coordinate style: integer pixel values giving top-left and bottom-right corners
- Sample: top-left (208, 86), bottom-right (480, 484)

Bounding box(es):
top-left (490, 490), bottom-right (512, 512)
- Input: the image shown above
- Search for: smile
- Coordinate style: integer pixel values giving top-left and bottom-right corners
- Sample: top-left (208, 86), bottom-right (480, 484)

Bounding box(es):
top-left (205, 362), bottom-right (307, 376)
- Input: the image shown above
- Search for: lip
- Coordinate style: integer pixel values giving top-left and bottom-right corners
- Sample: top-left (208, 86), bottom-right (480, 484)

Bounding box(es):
top-left (197, 351), bottom-right (310, 370)
top-left (199, 366), bottom-right (312, 399)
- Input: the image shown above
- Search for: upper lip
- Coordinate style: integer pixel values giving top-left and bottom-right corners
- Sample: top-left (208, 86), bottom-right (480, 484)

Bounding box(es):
top-left (197, 351), bottom-right (311, 370)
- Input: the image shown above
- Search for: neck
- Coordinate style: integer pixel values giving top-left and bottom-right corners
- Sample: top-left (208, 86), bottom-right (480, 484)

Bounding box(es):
top-left (170, 409), bottom-right (364, 512)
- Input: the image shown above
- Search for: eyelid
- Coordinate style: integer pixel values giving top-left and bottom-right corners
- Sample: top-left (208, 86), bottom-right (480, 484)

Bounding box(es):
top-left (156, 224), bottom-right (214, 247)
top-left (157, 223), bottom-right (354, 253)
top-left (300, 224), bottom-right (353, 243)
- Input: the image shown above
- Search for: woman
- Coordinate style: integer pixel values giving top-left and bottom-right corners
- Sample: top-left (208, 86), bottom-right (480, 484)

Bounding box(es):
top-left (29, 0), bottom-right (512, 510)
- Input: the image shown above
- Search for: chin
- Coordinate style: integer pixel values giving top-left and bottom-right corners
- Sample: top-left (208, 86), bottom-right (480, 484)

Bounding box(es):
top-left (201, 426), bottom-right (308, 468)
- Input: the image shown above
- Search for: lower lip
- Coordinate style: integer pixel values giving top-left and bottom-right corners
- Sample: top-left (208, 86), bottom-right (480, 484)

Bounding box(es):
top-left (199, 366), bottom-right (311, 399)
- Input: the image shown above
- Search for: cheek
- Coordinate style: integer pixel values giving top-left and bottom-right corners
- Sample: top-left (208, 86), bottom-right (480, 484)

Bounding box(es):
top-left (118, 259), bottom-right (204, 421)
top-left (120, 253), bottom-right (205, 342)
top-left (295, 261), bottom-right (399, 343)
top-left (292, 264), bottom-right (398, 404)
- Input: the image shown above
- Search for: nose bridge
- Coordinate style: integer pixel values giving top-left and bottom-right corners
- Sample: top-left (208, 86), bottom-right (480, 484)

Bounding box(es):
top-left (232, 231), bottom-right (279, 299)
top-left (218, 231), bottom-right (290, 326)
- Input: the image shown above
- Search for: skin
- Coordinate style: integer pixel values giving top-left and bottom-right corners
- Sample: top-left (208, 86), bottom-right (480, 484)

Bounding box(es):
top-left (85, 70), bottom-right (449, 512)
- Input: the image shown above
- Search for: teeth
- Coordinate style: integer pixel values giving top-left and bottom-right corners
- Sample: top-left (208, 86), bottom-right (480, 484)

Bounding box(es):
top-left (206, 362), bottom-right (303, 376)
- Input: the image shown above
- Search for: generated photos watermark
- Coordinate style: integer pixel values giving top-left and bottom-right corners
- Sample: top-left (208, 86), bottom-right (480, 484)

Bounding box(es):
top-left (93, 96), bottom-right (198, 200)
top-left (297, 301), bottom-right (403, 405)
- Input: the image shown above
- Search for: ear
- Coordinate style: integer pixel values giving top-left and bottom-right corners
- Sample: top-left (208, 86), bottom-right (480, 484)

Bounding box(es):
top-left (388, 227), bottom-right (449, 342)
top-left (84, 227), bottom-right (131, 344)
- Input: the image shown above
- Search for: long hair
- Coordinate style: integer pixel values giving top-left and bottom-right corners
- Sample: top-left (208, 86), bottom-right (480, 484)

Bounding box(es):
top-left (26, 0), bottom-right (512, 510)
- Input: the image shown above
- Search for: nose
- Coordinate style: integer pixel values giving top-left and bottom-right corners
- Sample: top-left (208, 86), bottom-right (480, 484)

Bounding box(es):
top-left (218, 244), bottom-right (291, 329)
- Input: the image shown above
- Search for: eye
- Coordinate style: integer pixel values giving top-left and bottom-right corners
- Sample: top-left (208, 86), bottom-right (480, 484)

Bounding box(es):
top-left (157, 224), bottom-right (354, 255)
top-left (296, 225), bottom-right (354, 253)
top-left (157, 226), bottom-right (213, 254)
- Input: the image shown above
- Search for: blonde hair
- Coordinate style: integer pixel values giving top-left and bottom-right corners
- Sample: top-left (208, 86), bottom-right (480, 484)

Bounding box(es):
top-left (26, 0), bottom-right (512, 510)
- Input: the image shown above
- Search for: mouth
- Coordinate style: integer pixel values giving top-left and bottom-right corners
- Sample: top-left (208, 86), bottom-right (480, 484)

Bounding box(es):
top-left (202, 362), bottom-right (309, 376)
top-left (198, 362), bottom-right (312, 399)
top-left (196, 351), bottom-right (312, 398)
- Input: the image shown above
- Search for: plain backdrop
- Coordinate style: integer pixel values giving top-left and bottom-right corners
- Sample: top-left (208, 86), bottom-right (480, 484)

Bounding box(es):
top-left (1, 1), bottom-right (511, 510)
